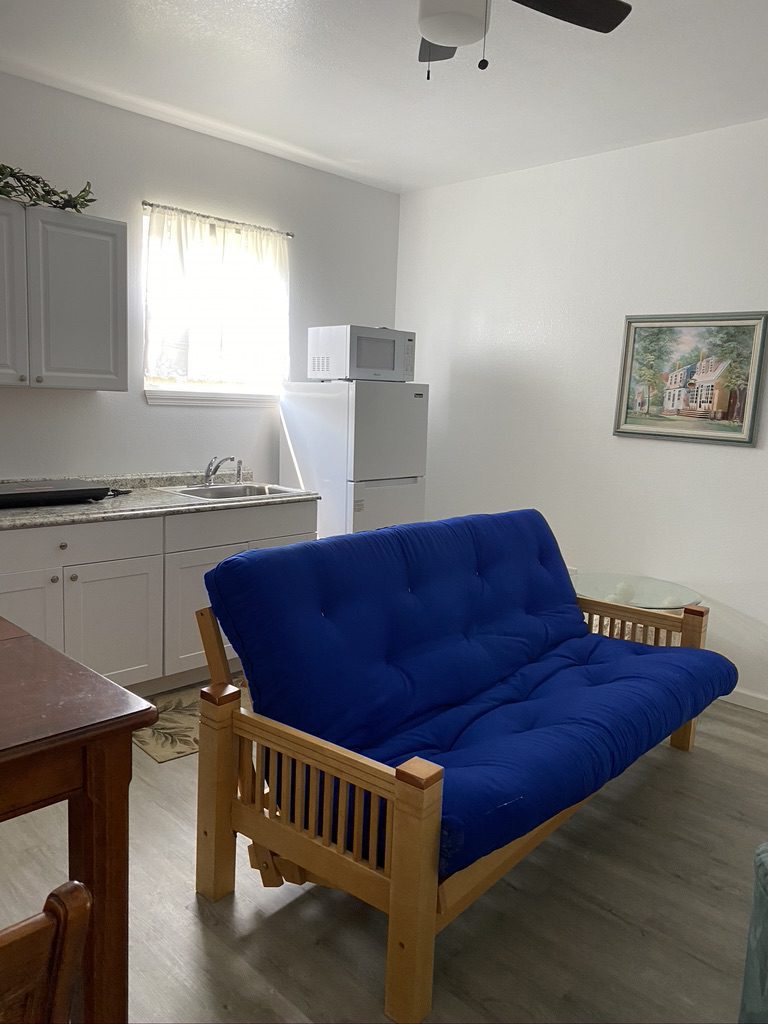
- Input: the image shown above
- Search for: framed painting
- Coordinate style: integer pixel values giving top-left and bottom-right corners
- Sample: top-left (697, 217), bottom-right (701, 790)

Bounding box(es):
top-left (614, 312), bottom-right (768, 445)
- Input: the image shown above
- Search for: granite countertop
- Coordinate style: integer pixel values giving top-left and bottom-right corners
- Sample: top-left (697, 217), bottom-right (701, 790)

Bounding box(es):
top-left (0, 473), bottom-right (319, 531)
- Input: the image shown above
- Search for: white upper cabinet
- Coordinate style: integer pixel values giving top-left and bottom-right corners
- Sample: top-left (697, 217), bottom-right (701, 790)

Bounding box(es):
top-left (0, 198), bottom-right (127, 391)
top-left (26, 206), bottom-right (127, 390)
top-left (0, 199), bottom-right (30, 386)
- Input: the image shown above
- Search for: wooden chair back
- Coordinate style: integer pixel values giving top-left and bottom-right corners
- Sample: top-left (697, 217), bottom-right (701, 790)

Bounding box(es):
top-left (0, 881), bottom-right (91, 1024)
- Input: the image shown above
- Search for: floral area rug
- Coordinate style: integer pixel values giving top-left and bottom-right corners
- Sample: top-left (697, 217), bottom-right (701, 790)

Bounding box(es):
top-left (133, 678), bottom-right (247, 763)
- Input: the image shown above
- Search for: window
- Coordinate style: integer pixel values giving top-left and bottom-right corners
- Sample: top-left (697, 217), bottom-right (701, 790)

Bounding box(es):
top-left (142, 203), bottom-right (290, 404)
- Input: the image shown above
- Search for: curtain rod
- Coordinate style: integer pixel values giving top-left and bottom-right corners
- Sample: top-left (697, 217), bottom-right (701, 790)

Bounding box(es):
top-left (141, 200), bottom-right (294, 238)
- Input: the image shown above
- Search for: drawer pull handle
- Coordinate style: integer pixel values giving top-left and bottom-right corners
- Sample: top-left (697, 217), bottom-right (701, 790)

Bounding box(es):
top-left (35, 375), bottom-right (44, 383)
top-left (50, 575), bottom-right (59, 584)
top-left (69, 573), bottom-right (79, 582)
top-left (18, 374), bottom-right (27, 382)
top-left (59, 542), bottom-right (68, 550)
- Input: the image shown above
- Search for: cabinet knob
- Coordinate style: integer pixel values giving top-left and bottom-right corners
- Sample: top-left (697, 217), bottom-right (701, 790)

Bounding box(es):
top-left (59, 542), bottom-right (68, 550)
top-left (18, 374), bottom-right (27, 382)
top-left (50, 575), bottom-right (59, 584)
top-left (69, 573), bottom-right (79, 582)
top-left (35, 375), bottom-right (44, 383)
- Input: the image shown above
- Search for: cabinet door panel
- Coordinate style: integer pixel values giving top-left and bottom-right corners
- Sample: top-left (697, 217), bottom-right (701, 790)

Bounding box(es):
top-left (0, 198), bottom-right (29, 386)
top-left (0, 568), bottom-right (63, 650)
top-left (64, 555), bottom-right (162, 686)
top-left (164, 543), bottom-right (247, 676)
top-left (26, 207), bottom-right (127, 390)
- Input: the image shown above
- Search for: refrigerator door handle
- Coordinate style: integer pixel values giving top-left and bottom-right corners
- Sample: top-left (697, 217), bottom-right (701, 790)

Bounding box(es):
top-left (353, 477), bottom-right (420, 486)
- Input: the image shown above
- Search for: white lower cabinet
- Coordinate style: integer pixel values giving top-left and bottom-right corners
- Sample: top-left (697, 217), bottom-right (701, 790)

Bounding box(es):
top-left (63, 555), bottom-right (163, 686)
top-left (0, 567), bottom-right (64, 650)
top-left (164, 542), bottom-right (248, 675)
top-left (0, 501), bottom-right (317, 689)
top-left (163, 533), bottom-right (315, 675)
top-left (0, 556), bottom-right (163, 684)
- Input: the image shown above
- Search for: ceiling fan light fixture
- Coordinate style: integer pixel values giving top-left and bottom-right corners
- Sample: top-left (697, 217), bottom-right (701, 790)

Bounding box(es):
top-left (417, 0), bottom-right (491, 47)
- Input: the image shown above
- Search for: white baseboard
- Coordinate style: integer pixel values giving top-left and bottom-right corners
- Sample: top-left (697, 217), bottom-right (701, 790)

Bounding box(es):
top-left (721, 689), bottom-right (768, 715)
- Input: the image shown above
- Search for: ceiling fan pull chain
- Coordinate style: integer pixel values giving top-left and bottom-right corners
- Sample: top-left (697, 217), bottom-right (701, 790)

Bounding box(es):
top-left (478, 0), bottom-right (490, 69)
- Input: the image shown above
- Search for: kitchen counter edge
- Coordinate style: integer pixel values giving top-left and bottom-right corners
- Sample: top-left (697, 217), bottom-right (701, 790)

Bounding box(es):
top-left (0, 489), bottom-right (320, 532)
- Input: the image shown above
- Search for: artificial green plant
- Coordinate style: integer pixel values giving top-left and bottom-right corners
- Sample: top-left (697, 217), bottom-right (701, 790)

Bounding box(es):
top-left (0, 164), bottom-right (96, 211)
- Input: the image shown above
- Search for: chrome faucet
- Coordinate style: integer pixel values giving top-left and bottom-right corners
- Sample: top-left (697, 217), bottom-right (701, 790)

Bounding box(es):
top-left (203, 455), bottom-right (235, 486)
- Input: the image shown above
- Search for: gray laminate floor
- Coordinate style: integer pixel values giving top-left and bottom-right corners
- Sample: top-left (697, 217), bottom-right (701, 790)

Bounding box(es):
top-left (0, 699), bottom-right (764, 1023)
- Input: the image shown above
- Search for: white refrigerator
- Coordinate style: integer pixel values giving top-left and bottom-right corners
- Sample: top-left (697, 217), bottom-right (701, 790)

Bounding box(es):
top-left (280, 380), bottom-right (429, 538)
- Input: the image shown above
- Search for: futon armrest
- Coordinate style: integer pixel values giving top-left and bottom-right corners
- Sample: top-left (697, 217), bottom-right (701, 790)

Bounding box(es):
top-left (229, 699), bottom-right (399, 796)
top-left (199, 686), bottom-right (443, 913)
top-left (576, 597), bottom-right (708, 649)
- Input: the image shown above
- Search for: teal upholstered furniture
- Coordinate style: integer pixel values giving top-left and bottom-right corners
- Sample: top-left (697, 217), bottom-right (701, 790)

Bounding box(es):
top-left (740, 843), bottom-right (768, 1024)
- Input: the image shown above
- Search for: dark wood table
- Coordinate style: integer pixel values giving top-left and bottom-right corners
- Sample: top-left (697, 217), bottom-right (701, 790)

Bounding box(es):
top-left (0, 617), bottom-right (157, 1023)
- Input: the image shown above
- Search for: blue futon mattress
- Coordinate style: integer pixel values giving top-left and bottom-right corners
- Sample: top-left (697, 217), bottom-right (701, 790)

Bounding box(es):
top-left (205, 509), bottom-right (738, 880)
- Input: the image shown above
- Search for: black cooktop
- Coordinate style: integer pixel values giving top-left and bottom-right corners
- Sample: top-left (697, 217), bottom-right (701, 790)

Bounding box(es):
top-left (0, 479), bottom-right (112, 509)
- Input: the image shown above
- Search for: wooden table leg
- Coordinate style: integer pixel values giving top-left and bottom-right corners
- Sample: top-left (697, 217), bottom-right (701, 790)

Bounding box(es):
top-left (68, 732), bottom-right (133, 1024)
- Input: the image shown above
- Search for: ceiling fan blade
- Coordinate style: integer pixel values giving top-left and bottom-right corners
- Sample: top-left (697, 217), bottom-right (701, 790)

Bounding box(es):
top-left (511, 0), bottom-right (631, 33)
top-left (418, 37), bottom-right (458, 62)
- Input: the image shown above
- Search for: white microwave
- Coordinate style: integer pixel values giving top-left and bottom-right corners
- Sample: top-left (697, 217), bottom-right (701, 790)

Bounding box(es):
top-left (307, 325), bottom-right (416, 382)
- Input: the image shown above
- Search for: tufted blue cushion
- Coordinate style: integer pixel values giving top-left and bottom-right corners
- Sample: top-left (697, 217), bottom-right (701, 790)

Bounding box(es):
top-left (360, 632), bottom-right (737, 876)
top-left (205, 509), bottom-right (738, 879)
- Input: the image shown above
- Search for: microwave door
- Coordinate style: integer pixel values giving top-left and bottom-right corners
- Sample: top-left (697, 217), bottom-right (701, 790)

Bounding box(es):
top-left (353, 333), bottom-right (398, 381)
top-left (348, 381), bottom-right (429, 481)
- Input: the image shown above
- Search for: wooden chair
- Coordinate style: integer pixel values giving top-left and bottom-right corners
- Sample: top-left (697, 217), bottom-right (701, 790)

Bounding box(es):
top-left (195, 599), bottom-right (709, 1023)
top-left (0, 881), bottom-right (91, 1024)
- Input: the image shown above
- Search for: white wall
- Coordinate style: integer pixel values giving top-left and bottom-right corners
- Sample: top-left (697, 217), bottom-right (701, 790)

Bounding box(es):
top-left (396, 118), bottom-right (768, 709)
top-left (0, 72), bottom-right (399, 481)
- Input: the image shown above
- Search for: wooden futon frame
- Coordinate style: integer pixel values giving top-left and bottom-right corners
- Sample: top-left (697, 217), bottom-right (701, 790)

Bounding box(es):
top-left (195, 599), bottom-right (708, 1024)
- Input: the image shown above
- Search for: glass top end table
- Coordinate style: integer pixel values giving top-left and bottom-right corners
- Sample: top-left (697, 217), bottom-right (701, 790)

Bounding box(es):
top-left (570, 570), bottom-right (701, 611)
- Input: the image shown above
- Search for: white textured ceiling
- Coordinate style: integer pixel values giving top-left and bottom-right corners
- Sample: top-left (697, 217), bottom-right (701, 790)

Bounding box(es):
top-left (1, 0), bottom-right (767, 192)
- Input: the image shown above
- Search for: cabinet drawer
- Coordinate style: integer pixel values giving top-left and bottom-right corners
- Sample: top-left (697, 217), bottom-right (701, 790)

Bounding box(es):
top-left (164, 501), bottom-right (317, 553)
top-left (0, 517), bottom-right (163, 572)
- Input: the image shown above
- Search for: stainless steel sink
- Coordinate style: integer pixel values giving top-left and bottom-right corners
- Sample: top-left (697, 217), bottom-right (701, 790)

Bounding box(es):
top-left (178, 484), bottom-right (298, 500)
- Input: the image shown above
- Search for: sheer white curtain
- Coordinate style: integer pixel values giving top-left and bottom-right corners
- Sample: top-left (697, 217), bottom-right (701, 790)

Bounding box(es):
top-left (143, 206), bottom-right (289, 393)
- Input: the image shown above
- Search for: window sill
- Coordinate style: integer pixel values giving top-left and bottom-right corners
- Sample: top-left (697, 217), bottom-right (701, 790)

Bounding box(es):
top-left (144, 389), bottom-right (280, 408)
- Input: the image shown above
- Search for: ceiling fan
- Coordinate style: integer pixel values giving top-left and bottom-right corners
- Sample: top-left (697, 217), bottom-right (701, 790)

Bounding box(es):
top-left (418, 0), bottom-right (632, 72)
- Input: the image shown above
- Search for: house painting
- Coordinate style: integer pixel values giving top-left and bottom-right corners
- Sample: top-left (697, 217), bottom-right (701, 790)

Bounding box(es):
top-left (663, 354), bottom-right (731, 418)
